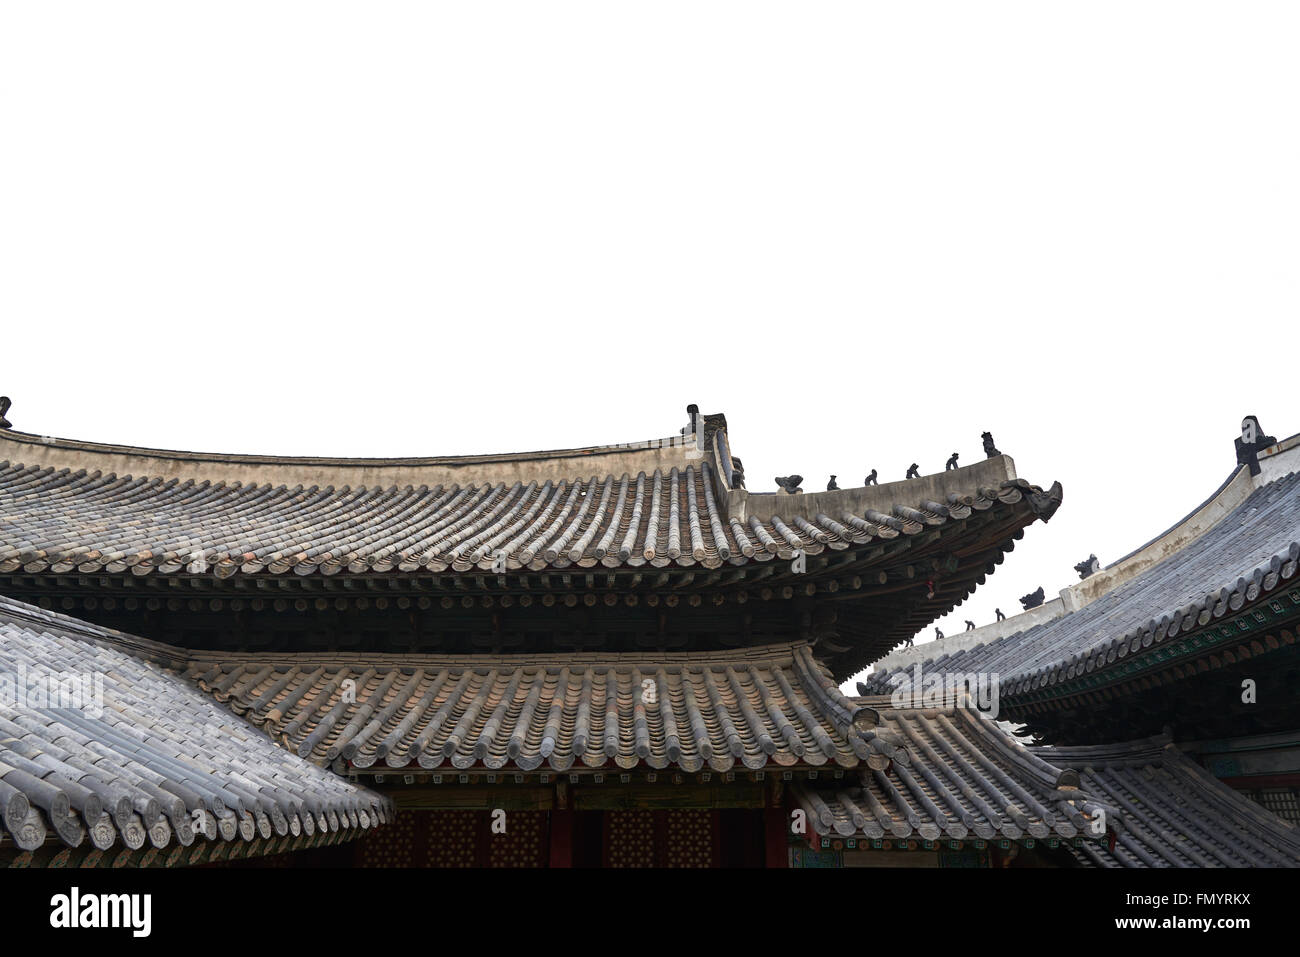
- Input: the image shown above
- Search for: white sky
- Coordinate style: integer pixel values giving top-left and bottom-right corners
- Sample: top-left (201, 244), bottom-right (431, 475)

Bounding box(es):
top-left (2, 4), bottom-right (1297, 694)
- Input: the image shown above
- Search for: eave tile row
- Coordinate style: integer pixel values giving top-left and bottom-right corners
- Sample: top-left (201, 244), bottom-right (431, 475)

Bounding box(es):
top-left (0, 458), bottom-right (1051, 577)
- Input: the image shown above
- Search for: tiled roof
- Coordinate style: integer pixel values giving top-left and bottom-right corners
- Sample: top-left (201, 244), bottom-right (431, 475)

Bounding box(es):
top-left (791, 702), bottom-right (1097, 842)
top-left (0, 595), bottom-right (391, 860)
top-left (186, 643), bottom-right (889, 773)
top-left (0, 414), bottom-right (1062, 674)
top-left (1035, 736), bottom-right (1300, 867)
top-left (0, 457), bottom-right (1057, 578)
top-left (861, 467), bottom-right (1300, 698)
top-left (793, 715), bottom-right (1300, 865)
top-left (203, 643), bottom-right (1300, 865)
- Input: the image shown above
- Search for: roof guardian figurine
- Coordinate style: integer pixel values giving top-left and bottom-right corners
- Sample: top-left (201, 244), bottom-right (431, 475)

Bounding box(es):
top-left (729, 456), bottom-right (745, 489)
top-left (774, 475), bottom-right (804, 494)
top-left (1020, 586), bottom-right (1045, 610)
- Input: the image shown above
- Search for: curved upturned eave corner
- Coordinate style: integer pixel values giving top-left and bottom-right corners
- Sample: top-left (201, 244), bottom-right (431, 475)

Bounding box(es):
top-left (730, 453), bottom-right (1055, 525)
top-left (0, 410), bottom-right (1063, 675)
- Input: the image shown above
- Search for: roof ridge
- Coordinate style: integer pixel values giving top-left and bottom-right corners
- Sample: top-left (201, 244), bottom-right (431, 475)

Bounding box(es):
top-left (185, 640), bottom-right (815, 670)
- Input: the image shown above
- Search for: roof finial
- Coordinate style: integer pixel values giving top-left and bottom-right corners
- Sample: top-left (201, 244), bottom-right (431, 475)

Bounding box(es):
top-left (0, 396), bottom-right (9, 430)
top-left (905, 463), bottom-right (920, 479)
top-left (826, 475), bottom-right (838, 491)
top-left (945, 452), bottom-right (959, 471)
top-left (682, 404), bottom-right (700, 435)
top-left (982, 432), bottom-right (1000, 458)
top-left (1235, 415), bottom-right (1276, 477)
top-left (864, 469), bottom-right (878, 486)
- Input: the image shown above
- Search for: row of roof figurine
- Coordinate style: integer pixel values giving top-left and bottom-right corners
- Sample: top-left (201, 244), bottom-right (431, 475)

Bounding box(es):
top-left (766, 428), bottom-right (1066, 644)
top-left (885, 417), bottom-right (1284, 649)
top-left (921, 555), bottom-right (1104, 644)
top-left (775, 433), bottom-right (1003, 494)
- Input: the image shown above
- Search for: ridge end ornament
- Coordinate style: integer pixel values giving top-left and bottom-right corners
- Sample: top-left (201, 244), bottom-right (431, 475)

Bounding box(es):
top-left (982, 431), bottom-right (1000, 458)
top-left (1027, 481), bottom-right (1064, 522)
top-left (682, 404), bottom-right (705, 459)
top-left (0, 396), bottom-right (10, 430)
top-left (682, 403), bottom-right (700, 435)
top-left (1235, 415), bottom-right (1276, 477)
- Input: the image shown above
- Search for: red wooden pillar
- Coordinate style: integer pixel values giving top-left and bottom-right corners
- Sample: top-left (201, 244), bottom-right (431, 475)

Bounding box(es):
top-left (764, 807), bottom-right (788, 868)
top-left (548, 810), bottom-right (573, 868)
top-left (764, 776), bottom-right (789, 868)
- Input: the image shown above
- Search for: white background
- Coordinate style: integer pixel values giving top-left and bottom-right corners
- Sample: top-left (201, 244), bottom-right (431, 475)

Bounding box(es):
top-left (2, 3), bottom-right (1296, 692)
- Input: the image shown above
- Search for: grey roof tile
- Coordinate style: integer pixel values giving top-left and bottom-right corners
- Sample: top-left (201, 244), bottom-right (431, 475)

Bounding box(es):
top-left (793, 702), bottom-right (1095, 844)
top-left (1035, 736), bottom-right (1300, 867)
top-left (186, 643), bottom-right (872, 774)
top-left (0, 459), bottom-right (1054, 577)
top-left (864, 468), bottom-right (1300, 696)
top-left (795, 721), bottom-right (1300, 866)
top-left (0, 595), bottom-right (390, 858)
